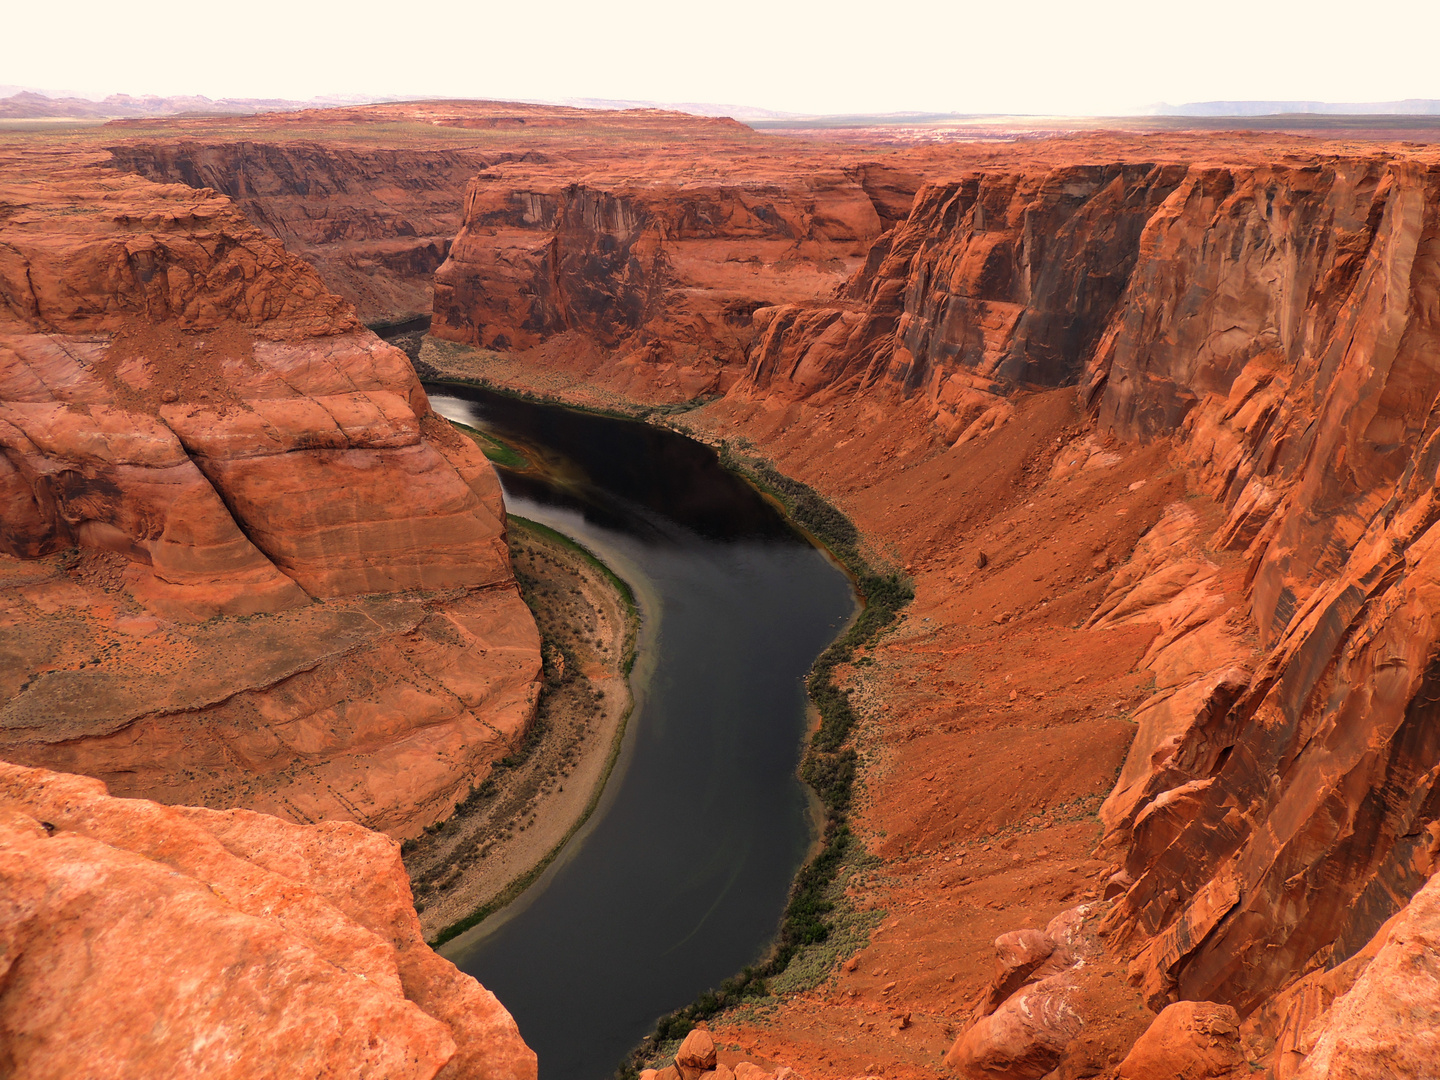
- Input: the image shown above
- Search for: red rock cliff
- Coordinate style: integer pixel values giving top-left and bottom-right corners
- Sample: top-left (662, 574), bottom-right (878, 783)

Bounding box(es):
top-left (106, 140), bottom-right (497, 325)
top-left (716, 153), bottom-right (1440, 1014)
top-left (429, 163), bottom-right (919, 391)
top-left (0, 147), bottom-right (540, 839)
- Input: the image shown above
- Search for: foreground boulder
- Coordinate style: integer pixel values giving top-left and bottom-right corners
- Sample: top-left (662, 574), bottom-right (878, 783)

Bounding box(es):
top-left (0, 760), bottom-right (535, 1079)
top-left (944, 905), bottom-right (1101, 1079)
top-left (641, 1023), bottom-right (801, 1080)
top-left (1281, 871), bottom-right (1440, 1078)
top-left (1117, 1001), bottom-right (1243, 1080)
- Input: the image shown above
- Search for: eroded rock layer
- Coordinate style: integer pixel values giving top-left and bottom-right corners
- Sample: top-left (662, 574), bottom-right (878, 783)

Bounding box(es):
top-left (0, 147), bottom-right (540, 839)
top-left (28, 105), bottom-right (1440, 1077)
top-left (107, 140), bottom-right (495, 325)
top-left (430, 162), bottom-right (918, 383)
top-left (0, 760), bottom-right (535, 1080)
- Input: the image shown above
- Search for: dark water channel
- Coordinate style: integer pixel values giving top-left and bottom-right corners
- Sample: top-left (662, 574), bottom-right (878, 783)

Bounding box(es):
top-left (424, 383), bottom-right (855, 1080)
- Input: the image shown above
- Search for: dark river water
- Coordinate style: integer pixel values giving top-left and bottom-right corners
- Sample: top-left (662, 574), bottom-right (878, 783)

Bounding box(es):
top-left (424, 383), bottom-right (855, 1080)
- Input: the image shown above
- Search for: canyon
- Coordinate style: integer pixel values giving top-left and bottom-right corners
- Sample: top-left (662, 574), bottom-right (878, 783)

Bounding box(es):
top-left (6, 101), bottom-right (1440, 1078)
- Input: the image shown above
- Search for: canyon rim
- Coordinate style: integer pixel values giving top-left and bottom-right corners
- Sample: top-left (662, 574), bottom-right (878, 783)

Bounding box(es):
top-left (4, 90), bottom-right (1440, 1080)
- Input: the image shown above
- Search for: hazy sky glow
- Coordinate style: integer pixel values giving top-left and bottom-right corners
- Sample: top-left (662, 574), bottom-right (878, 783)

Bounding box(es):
top-left (8, 0), bottom-right (1439, 115)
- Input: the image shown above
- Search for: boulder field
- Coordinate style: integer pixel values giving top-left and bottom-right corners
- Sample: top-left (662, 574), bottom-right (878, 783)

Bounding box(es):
top-left (10, 105), bottom-right (1440, 1078)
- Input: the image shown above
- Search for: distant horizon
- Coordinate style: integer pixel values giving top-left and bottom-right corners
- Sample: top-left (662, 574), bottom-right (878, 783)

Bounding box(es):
top-left (8, 0), bottom-right (1439, 119)
top-left (7, 85), bottom-right (1440, 124)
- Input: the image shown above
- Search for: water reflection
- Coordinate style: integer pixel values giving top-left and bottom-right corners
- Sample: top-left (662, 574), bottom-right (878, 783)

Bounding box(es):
top-left (427, 384), bottom-right (854, 1080)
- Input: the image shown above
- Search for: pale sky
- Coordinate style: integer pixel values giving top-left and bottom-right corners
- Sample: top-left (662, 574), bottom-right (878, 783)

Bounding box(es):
top-left (8, 0), bottom-right (1439, 116)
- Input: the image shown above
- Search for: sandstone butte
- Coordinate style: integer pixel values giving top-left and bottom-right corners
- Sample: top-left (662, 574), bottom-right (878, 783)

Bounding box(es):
top-left (9, 101), bottom-right (1440, 1078)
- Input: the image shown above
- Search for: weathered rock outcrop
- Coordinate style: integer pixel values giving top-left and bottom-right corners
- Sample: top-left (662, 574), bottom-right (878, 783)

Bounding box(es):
top-left (0, 760), bottom-right (535, 1080)
top-left (0, 148), bottom-right (540, 838)
top-left (741, 165), bottom-right (1188, 407)
top-left (641, 1025), bottom-right (802, 1080)
top-left (102, 102), bottom-right (922, 348)
top-left (1116, 1000), bottom-right (1244, 1080)
top-left (944, 905), bottom-right (1101, 1079)
top-left (58, 106), bottom-right (1440, 1076)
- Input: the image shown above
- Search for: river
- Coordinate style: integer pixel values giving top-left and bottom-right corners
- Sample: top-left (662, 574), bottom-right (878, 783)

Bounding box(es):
top-left (425, 383), bottom-right (855, 1080)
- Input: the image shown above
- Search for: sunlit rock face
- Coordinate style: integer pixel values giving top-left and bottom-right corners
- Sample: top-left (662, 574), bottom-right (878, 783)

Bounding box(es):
top-left (0, 760), bottom-right (537, 1080)
top-left (0, 147), bottom-right (540, 839)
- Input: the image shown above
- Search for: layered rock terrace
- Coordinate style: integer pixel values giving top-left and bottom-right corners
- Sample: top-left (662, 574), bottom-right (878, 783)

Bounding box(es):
top-left (0, 146), bottom-right (540, 839)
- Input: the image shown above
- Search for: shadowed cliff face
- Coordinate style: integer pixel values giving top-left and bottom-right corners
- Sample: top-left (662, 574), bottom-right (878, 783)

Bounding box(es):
top-left (429, 166), bottom-right (920, 379)
top-left (106, 141), bottom-right (499, 325)
top-left (737, 165), bottom-right (1193, 421)
top-left (0, 148), bottom-right (540, 840)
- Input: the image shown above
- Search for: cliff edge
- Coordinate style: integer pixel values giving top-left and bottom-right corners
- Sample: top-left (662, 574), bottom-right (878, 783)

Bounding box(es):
top-left (0, 147), bottom-right (541, 839)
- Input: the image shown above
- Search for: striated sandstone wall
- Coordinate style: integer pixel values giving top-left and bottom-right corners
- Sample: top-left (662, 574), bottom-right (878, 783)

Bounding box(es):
top-left (0, 148), bottom-right (540, 839)
top-left (741, 154), bottom-right (1440, 1069)
top-left (106, 140), bottom-right (497, 325)
top-left (429, 165), bottom-right (921, 389)
top-left (0, 760), bottom-right (536, 1080)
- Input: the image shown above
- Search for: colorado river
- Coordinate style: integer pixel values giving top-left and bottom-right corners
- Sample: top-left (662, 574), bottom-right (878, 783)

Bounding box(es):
top-left (425, 383), bottom-right (855, 1080)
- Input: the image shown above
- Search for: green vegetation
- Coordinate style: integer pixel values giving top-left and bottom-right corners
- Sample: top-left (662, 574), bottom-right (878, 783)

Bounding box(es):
top-left (619, 446), bottom-right (912, 1078)
top-left (509, 516), bottom-right (639, 674)
top-left (436, 376), bottom-right (912, 1068)
top-left (447, 416), bottom-right (531, 470)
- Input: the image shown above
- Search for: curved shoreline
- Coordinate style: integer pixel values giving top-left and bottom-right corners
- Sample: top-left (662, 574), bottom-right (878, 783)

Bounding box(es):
top-left (417, 353), bottom-right (901, 1063)
top-left (405, 512), bottom-right (641, 947)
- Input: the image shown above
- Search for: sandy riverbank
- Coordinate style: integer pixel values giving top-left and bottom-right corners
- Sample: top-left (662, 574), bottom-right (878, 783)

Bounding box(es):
top-left (404, 514), bottom-right (637, 944)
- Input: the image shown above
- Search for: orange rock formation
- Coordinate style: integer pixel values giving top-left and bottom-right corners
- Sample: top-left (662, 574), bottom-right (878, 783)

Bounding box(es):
top-left (398, 115), bottom-right (1440, 1078)
top-left (0, 759), bottom-right (535, 1079)
top-left (0, 146), bottom-right (540, 839)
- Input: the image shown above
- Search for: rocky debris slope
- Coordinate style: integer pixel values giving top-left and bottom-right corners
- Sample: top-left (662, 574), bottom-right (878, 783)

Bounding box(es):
top-left (0, 760), bottom-right (535, 1080)
top-left (0, 147), bottom-right (540, 838)
top-left (643, 1026), bottom-right (803, 1080)
top-left (942, 904), bottom-right (1115, 1079)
